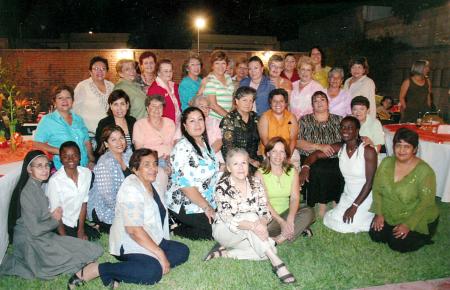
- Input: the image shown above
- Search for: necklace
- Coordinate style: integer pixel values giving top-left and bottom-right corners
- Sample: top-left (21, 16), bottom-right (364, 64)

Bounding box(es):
top-left (347, 145), bottom-right (357, 155)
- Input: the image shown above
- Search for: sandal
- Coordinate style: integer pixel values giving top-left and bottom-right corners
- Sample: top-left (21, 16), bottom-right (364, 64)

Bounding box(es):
top-left (272, 263), bottom-right (296, 284)
top-left (67, 270), bottom-right (85, 290)
top-left (301, 227), bottom-right (313, 238)
top-left (203, 243), bottom-right (226, 262)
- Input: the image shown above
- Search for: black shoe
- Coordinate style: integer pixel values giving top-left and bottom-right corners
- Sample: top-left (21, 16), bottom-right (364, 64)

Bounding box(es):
top-left (67, 273), bottom-right (85, 290)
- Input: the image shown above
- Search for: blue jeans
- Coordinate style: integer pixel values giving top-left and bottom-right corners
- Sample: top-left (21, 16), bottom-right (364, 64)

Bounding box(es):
top-left (98, 239), bottom-right (189, 286)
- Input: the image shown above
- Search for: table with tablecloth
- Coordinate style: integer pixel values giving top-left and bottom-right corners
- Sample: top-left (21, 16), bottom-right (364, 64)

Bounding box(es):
top-left (383, 124), bottom-right (450, 202)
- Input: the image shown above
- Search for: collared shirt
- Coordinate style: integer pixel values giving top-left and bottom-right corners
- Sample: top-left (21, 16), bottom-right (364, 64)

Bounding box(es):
top-left (281, 70), bottom-right (300, 82)
top-left (34, 110), bottom-right (89, 169)
top-left (343, 75), bottom-right (376, 118)
top-left (88, 149), bottom-right (132, 225)
top-left (73, 77), bottom-right (114, 136)
top-left (290, 80), bottom-right (324, 120)
top-left (179, 76), bottom-right (202, 111)
top-left (214, 175), bottom-right (271, 233)
top-left (46, 166), bottom-right (92, 227)
top-left (109, 174), bottom-right (170, 256)
top-left (360, 115), bottom-right (385, 146)
top-left (204, 74), bottom-right (234, 120)
top-left (166, 137), bottom-right (219, 214)
top-left (326, 88), bottom-right (352, 117)
top-left (239, 75), bottom-right (276, 116)
top-left (114, 79), bottom-right (147, 120)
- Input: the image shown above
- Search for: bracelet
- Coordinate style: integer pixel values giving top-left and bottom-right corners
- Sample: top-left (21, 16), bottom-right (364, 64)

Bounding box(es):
top-left (301, 164), bottom-right (310, 170)
top-left (352, 202), bottom-right (359, 207)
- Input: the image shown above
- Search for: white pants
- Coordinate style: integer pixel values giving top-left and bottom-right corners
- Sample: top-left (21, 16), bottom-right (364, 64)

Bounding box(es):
top-left (212, 212), bottom-right (276, 260)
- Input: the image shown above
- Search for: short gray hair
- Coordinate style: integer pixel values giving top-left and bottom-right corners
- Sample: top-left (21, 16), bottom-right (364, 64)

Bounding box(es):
top-left (191, 94), bottom-right (210, 107)
top-left (328, 67), bottom-right (344, 81)
top-left (225, 148), bottom-right (249, 169)
top-left (145, 94), bottom-right (166, 107)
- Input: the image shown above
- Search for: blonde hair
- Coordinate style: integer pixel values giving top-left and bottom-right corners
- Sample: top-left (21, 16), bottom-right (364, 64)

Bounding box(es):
top-left (115, 59), bottom-right (135, 74)
top-left (297, 56), bottom-right (315, 72)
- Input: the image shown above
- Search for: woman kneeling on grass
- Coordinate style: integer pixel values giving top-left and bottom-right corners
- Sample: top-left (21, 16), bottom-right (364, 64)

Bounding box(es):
top-left (256, 136), bottom-right (315, 243)
top-left (369, 128), bottom-right (439, 253)
top-left (206, 148), bottom-right (296, 284)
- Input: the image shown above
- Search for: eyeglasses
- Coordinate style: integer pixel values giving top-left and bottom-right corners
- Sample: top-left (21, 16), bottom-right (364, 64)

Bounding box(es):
top-left (30, 163), bottom-right (51, 169)
top-left (92, 67), bottom-right (107, 72)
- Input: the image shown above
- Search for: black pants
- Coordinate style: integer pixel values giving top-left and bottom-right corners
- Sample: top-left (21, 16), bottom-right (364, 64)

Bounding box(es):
top-left (92, 209), bottom-right (112, 234)
top-left (62, 221), bottom-right (101, 241)
top-left (369, 218), bottom-right (439, 253)
top-left (169, 206), bottom-right (213, 240)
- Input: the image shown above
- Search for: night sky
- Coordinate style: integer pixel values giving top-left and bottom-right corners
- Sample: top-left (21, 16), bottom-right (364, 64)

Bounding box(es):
top-left (0, 0), bottom-right (443, 48)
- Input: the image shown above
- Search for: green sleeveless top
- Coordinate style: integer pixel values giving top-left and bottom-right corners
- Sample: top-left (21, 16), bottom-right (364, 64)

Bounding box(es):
top-left (259, 168), bottom-right (294, 214)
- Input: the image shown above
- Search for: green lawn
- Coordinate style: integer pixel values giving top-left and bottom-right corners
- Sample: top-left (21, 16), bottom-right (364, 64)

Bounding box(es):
top-left (1, 200), bottom-right (449, 290)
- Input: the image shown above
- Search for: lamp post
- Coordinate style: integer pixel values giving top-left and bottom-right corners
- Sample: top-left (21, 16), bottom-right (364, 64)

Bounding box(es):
top-left (194, 17), bottom-right (206, 55)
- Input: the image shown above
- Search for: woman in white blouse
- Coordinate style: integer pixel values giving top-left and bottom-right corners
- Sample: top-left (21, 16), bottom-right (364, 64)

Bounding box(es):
top-left (343, 57), bottom-right (376, 118)
top-left (207, 148), bottom-right (296, 284)
top-left (73, 56), bottom-right (114, 137)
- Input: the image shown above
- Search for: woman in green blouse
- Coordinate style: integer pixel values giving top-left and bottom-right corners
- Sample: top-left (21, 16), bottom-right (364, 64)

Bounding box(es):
top-left (369, 128), bottom-right (439, 252)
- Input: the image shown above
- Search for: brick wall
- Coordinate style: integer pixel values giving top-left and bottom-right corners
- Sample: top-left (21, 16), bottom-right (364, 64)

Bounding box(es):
top-left (0, 49), bottom-right (304, 110)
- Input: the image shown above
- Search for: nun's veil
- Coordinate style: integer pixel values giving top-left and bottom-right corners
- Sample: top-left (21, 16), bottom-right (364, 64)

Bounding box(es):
top-left (7, 150), bottom-right (47, 243)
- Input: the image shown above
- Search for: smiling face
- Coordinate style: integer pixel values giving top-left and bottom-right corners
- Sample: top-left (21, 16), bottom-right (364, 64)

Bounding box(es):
top-left (329, 72), bottom-right (343, 89)
top-left (227, 152), bottom-right (249, 182)
top-left (27, 156), bottom-right (51, 181)
top-left (147, 99), bottom-right (164, 119)
top-left (90, 61), bottom-right (107, 82)
top-left (299, 63), bottom-right (313, 83)
top-left (269, 60), bottom-right (284, 78)
top-left (235, 94), bottom-right (254, 114)
top-left (60, 146), bottom-right (80, 170)
top-left (135, 154), bottom-right (158, 184)
top-left (284, 55), bottom-right (296, 72)
top-left (270, 94), bottom-right (287, 114)
top-left (54, 89), bottom-right (73, 113)
top-left (351, 104), bottom-right (369, 123)
top-left (248, 60), bottom-right (264, 81)
top-left (394, 140), bottom-right (417, 162)
top-left (187, 58), bottom-right (202, 77)
top-left (158, 63), bottom-right (173, 82)
top-left (106, 130), bottom-right (126, 155)
top-left (195, 98), bottom-right (210, 117)
top-left (212, 59), bottom-right (227, 76)
top-left (267, 142), bottom-right (287, 167)
top-left (110, 97), bottom-right (129, 118)
top-left (312, 94), bottom-right (329, 114)
top-left (340, 119), bottom-right (358, 142)
top-left (310, 48), bottom-right (322, 66)
top-left (183, 110), bottom-right (205, 138)
top-left (119, 62), bottom-right (137, 81)
top-left (236, 63), bottom-right (249, 79)
top-left (141, 56), bottom-right (156, 74)
top-left (351, 64), bottom-right (365, 79)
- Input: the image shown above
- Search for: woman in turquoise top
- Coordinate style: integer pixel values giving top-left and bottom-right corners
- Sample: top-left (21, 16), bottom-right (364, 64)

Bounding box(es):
top-left (256, 137), bottom-right (315, 244)
top-left (179, 56), bottom-right (202, 111)
top-left (34, 85), bottom-right (95, 170)
top-left (370, 128), bottom-right (439, 253)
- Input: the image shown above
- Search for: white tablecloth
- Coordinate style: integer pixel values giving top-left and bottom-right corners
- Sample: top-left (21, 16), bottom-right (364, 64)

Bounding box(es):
top-left (383, 128), bottom-right (450, 202)
top-left (0, 162), bottom-right (22, 263)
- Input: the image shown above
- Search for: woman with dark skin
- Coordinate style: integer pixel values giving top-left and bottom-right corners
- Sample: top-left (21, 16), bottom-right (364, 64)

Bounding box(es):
top-left (300, 116), bottom-right (377, 232)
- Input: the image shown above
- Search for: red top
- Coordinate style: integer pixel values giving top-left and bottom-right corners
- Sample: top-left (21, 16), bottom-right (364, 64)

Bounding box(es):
top-left (147, 81), bottom-right (181, 123)
top-left (281, 70), bottom-right (300, 82)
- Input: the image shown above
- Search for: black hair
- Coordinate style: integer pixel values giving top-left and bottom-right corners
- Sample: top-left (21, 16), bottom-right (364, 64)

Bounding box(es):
top-left (393, 127), bottom-right (419, 149)
top-left (107, 89), bottom-right (131, 116)
top-left (59, 141), bottom-right (81, 156)
top-left (339, 116), bottom-right (363, 157)
top-left (129, 148), bottom-right (158, 172)
top-left (248, 56), bottom-right (264, 67)
top-left (310, 46), bottom-right (326, 67)
top-left (89, 56), bottom-right (109, 71)
top-left (234, 86), bottom-right (256, 101)
top-left (351, 95), bottom-right (370, 109)
top-left (180, 107), bottom-right (211, 158)
top-left (268, 88), bottom-right (288, 104)
top-left (311, 91), bottom-right (329, 105)
top-left (8, 150), bottom-right (48, 243)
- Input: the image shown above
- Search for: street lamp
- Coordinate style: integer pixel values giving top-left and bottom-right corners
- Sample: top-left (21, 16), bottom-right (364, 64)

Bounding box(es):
top-left (194, 17), bottom-right (206, 55)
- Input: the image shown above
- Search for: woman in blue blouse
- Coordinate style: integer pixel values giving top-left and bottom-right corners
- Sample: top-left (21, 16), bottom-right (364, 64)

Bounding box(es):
top-left (179, 56), bottom-right (203, 111)
top-left (34, 85), bottom-right (95, 169)
top-left (88, 125), bottom-right (132, 233)
top-left (166, 107), bottom-right (219, 240)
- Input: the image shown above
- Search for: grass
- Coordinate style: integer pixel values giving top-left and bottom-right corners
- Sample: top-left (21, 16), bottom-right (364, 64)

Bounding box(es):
top-left (1, 199), bottom-right (449, 290)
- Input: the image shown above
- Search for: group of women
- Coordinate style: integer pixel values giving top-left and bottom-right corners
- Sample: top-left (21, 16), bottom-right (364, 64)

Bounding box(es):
top-left (0, 49), bottom-right (439, 287)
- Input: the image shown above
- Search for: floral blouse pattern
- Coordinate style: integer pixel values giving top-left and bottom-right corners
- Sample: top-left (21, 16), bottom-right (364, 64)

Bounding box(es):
top-left (165, 137), bottom-right (219, 214)
top-left (220, 110), bottom-right (261, 162)
top-left (214, 175), bottom-right (271, 232)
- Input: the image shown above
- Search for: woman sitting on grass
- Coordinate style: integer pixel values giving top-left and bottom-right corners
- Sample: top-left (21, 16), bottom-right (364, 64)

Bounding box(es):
top-left (256, 137), bottom-right (315, 244)
top-left (369, 128), bottom-right (439, 252)
top-left (46, 141), bottom-right (100, 241)
top-left (1, 150), bottom-right (103, 282)
top-left (300, 116), bottom-right (377, 233)
top-left (88, 125), bottom-right (132, 233)
top-left (207, 148), bottom-right (296, 284)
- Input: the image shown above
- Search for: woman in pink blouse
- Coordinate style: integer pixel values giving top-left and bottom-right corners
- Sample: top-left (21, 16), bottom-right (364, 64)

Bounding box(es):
top-left (206, 148), bottom-right (296, 284)
top-left (133, 94), bottom-right (176, 194)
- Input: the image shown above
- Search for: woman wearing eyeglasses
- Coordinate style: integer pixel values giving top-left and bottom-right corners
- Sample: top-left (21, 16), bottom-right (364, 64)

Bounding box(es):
top-left (73, 56), bottom-right (114, 138)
